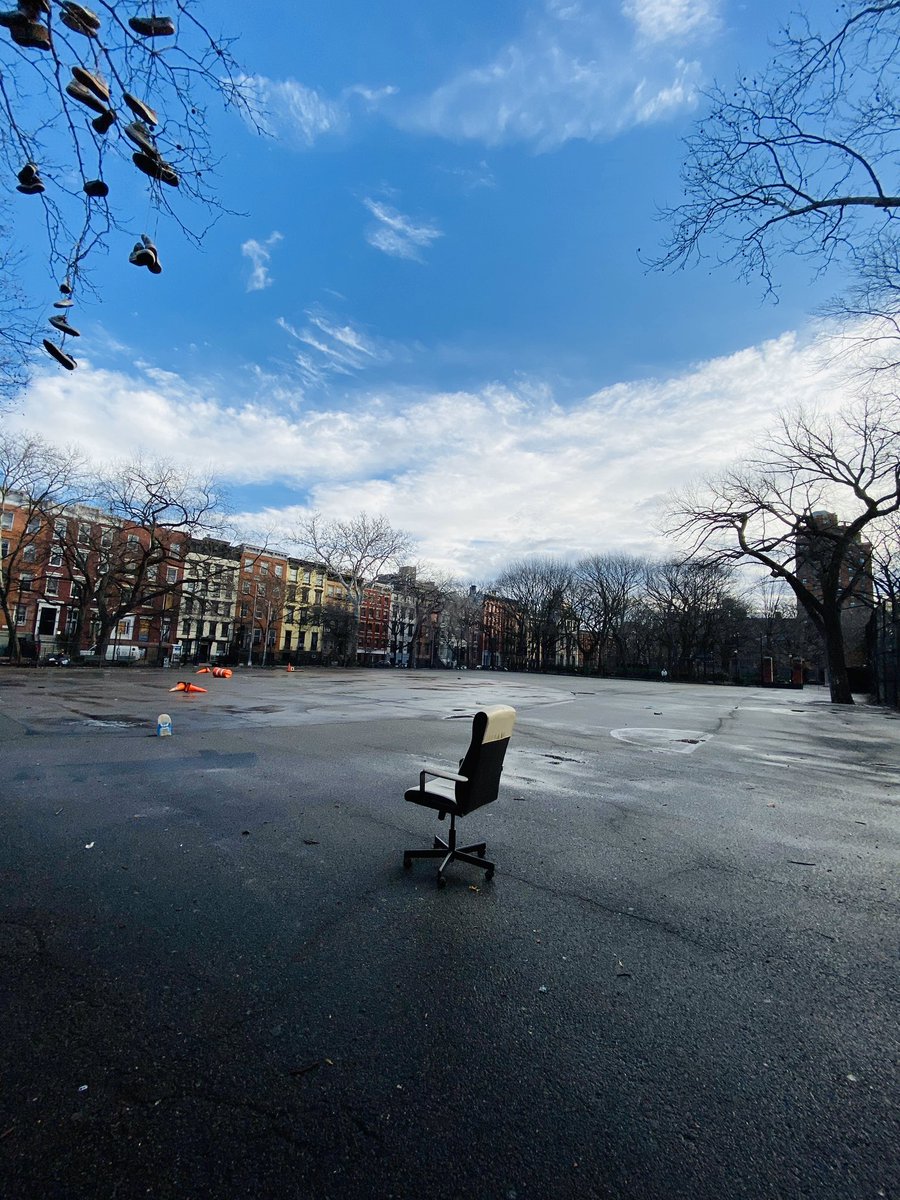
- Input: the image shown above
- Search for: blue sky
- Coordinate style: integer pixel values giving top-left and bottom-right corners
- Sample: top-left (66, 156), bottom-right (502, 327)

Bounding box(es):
top-left (10, 0), bottom-right (859, 580)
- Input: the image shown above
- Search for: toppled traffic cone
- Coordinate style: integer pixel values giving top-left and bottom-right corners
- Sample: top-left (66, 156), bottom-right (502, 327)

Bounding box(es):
top-left (211, 666), bottom-right (232, 678)
top-left (169, 681), bottom-right (207, 693)
top-left (195, 667), bottom-right (211, 674)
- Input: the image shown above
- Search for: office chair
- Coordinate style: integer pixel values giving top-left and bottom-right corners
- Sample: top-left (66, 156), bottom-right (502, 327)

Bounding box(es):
top-left (402, 704), bottom-right (516, 887)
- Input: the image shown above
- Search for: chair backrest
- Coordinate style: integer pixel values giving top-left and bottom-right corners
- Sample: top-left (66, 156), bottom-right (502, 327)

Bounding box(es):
top-left (455, 705), bottom-right (516, 814)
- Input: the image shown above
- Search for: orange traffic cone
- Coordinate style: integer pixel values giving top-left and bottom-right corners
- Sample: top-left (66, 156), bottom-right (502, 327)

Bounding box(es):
top-left (195, 666), bottom-right (211, 674)
top-left (169, 681), bottom-right (207, 693)
top-left (286, 664), bottom-right (295, 672)
top-left (211, 666), bottom-right (232, 678)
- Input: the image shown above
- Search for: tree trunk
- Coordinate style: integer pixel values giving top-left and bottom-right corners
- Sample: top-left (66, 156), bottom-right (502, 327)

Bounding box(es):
top-left (95, 621), bottom-right (116, 660)
top-left (1, 595), bottom-right (20, 663)
top-left (823, 614), bottom-right (855, 704)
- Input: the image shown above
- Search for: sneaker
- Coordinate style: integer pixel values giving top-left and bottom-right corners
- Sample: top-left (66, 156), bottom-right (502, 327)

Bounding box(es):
top-left (72, 65), bottom-right (109, 103)
top-left (43, 339), bottom-right (77, 370)
top-left (59, 278), bottom-right (72, 295)
top-left (17, 161), bottom-right (40, 185)
top-left (91, 108), bottom-right (116, 135)
top-left (53, 299), bottom-right (74, 309)
top-left (128, 14), bottom-right (175, 37)
top-left (65, 79), bottom-right (106, 115)
top-left (9, 17), bottom-right (50, 48)
top-left (16, 180), bottom-right (44, 194)
top-left (128, 241), bottom-right (154, 268)
top-left (132, 151), bottom-right (179, 187)
top-left (123, 93), bottom-right (158, 127)
top-left (59, 2), bottom-right (99, 36)
top-left (49, 314), bottom-right (80, 337)
top-left (124, 120), bottom-right (158, 157)
top-left (83, 178), bottom-right (109, 197)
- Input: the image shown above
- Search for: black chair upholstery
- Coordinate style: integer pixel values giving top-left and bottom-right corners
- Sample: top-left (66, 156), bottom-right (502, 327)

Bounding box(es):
top-left (402, 705), bottom-right (516, 886)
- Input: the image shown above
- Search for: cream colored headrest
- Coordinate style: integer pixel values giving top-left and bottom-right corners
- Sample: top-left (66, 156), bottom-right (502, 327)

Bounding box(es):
top-left (481, 705), bottom-right (516, 743)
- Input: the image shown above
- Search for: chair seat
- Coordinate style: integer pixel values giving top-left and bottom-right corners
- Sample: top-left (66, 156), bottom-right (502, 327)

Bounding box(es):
top-left (404, 779), bottom-right (459, 813)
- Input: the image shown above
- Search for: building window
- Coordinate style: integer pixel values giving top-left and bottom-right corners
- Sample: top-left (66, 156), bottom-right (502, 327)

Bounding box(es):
top-left (260, 562), bottom-right (269, 576)
top-left (146, 566), bottom-right (157, 581)
top-left (1, 510), bottom-right (13, 529)
top-left (240, 602), bottom-right (249, 618)
top-left (45, 576), bottom-right (59, 596)
top-left (284, 630), bottom-right (292, 650)
top-left (26, 518), bottom-right (41, 534)
top-left (78, 523), bottom-right (91, 544)
top-left (15, 604), bottom-right (27, 625)
top-left (181, 619), bottom-right (191, 636)
top-left (19, 573), bottom-right (33, 592)
top-left (166, 567), bottom-right (177, 584)
top-left (274, 564), bottom-right (283, 577)
top-left (1, 539), bottom-right (8, 559)
top-left (49, 547), bottom-right (62, 567)
top-left (310, 632), bottom-right (318, 651)
top-left (242, 581), bottom-right (251, 594)
top-left (101, 529), bottom-right (114, 548)
top-left (220, 623), bottom-right (230, 639)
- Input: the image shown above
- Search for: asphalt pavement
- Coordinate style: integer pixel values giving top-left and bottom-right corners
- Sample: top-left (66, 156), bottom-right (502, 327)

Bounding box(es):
top-left (1, 666), bottom-right (897, 1199)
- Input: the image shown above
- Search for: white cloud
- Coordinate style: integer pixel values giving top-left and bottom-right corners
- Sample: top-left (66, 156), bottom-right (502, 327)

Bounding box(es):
top-left (241, 231), bottom-right (283, 292)
top-left (10, 324), bottom-right (861, 579)
top-left (362, 198), bottom-right (443, 261)
top-left (231, 3), bottom-right (717, 155)
top-left (277, 308), bottom-right (396, 385)
top-left (623, 0), bottom-right (720, 45)
top-left (238, 75), bottom-right (347, 146)
top-left (394, 2), bottom-right (711, 149)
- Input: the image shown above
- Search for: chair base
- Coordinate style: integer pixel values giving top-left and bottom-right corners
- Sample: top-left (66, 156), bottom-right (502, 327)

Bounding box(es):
top-left (403, 815), bottom-right (494, 887)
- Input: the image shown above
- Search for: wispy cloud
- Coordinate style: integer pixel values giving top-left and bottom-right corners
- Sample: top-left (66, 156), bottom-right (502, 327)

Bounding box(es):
top-left (277, 308), bottom-right (396, 385)
top-left (241, 231), bottom-right (283, 292)
top-left (11, 323), bottom-right (859, 578)
top-left (238, 75), bottom-right (347, 146)
top-left (438, 160), bottom-right (497, 192)
top-left (363, 198), bottom-right (443, 261)
top-left (394, 1), bottom-right (714, 150)
top-left (623, 0), bottom-right (720, 45)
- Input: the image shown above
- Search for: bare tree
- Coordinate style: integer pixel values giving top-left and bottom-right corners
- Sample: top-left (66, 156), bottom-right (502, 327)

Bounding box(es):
top-left (655, 2), bottom-right (900, 329)
top-left (292, 512), bottom-right (415, 665)
top-left (58, 456), bottom-right (225, 657)
top-left (0, 0), bottom-right (260, 388)
top-left (493, 557), bottom-right (573, 671)
top-left (0, 429), bottom-right (83, 661)
top-left (667, 397), bottom-right (900, 703)
top-left (572, 553), bottom-right (644, 673)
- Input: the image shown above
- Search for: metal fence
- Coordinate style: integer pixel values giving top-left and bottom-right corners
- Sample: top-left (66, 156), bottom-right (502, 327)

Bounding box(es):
top-left (870, 605), bottom-right (899, 709)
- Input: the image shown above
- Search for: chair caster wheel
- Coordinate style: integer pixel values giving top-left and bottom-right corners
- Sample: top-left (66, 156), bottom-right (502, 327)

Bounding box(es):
top-left (436, 874), bottom-right (446, 889)
top-left (403, 856), bottom-right (411, 870)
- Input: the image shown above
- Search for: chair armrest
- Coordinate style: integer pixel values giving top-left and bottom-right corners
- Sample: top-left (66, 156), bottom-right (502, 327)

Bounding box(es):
top-left (419, 765), bottom-right (468, 790)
